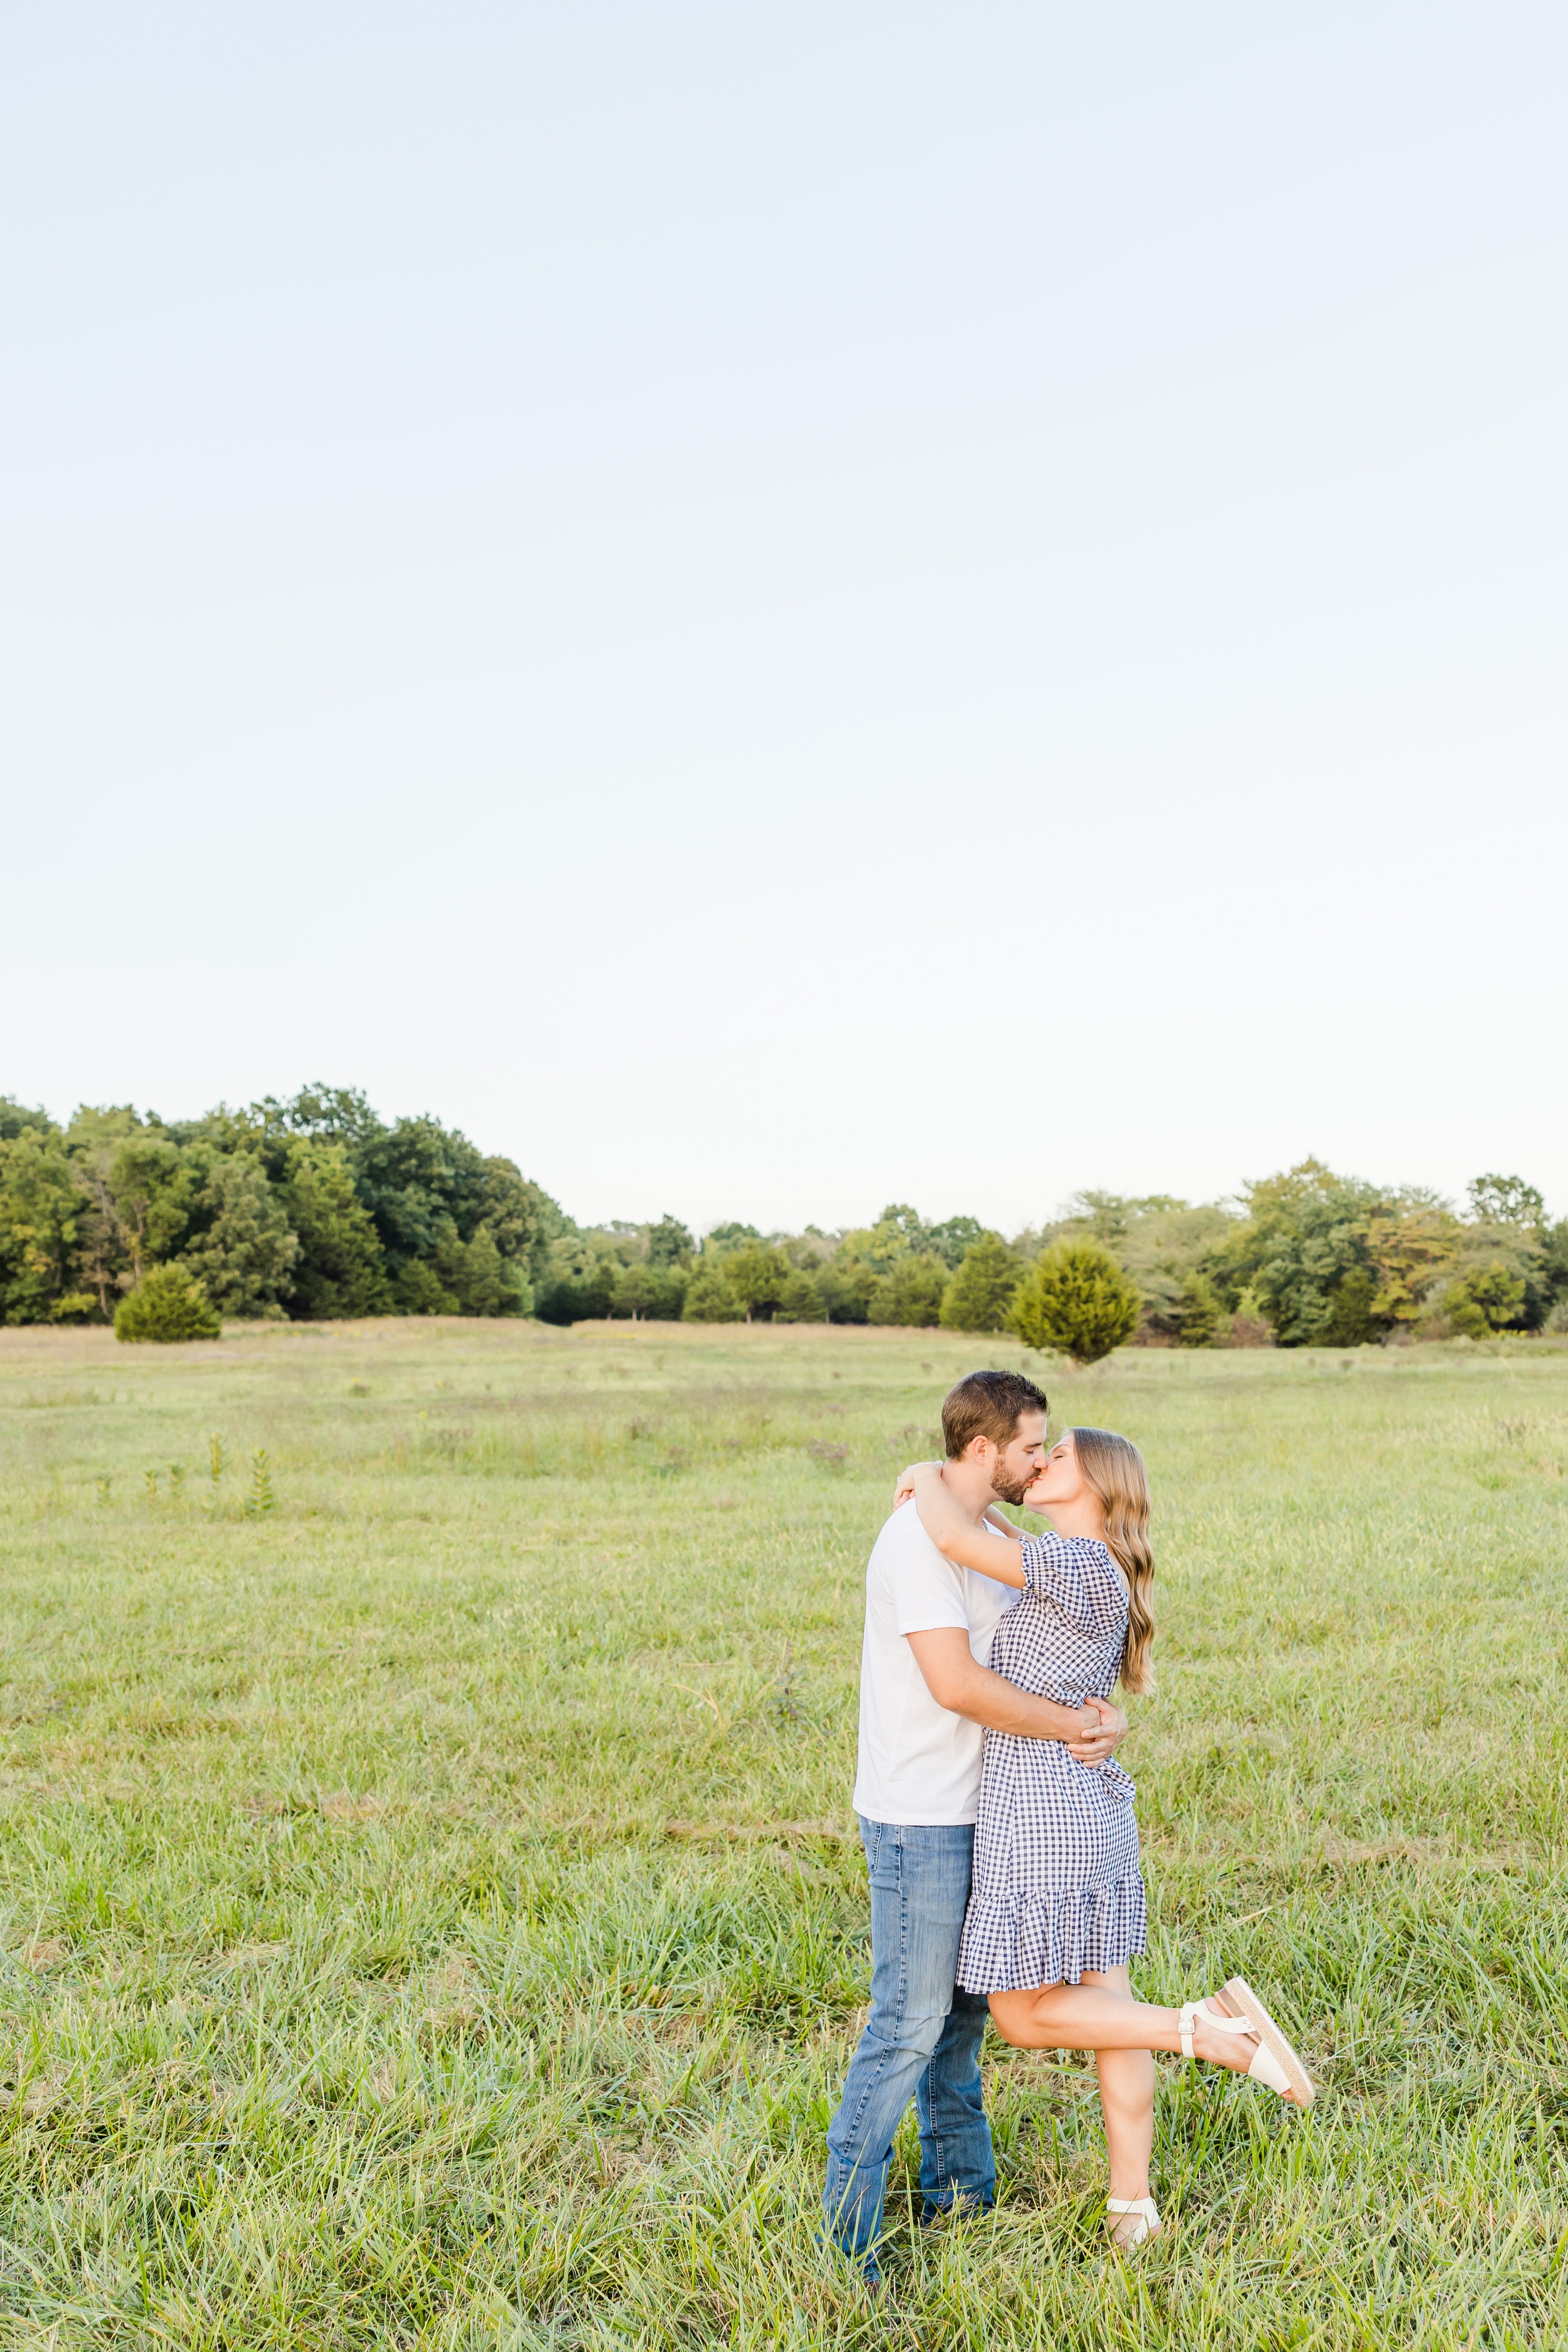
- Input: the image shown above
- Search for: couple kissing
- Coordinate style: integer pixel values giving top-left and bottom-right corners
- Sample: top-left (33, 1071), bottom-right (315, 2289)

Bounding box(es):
top-left (822, 1368), bottom-right (1312, 2278)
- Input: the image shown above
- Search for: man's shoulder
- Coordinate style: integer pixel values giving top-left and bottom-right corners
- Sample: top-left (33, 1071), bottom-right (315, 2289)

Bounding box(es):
top-left (868, 1501), bottom-right (958, 1582)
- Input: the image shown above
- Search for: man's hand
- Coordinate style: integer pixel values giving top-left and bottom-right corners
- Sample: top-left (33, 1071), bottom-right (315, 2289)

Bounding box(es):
top-left (893, 1460), bottom-right (943, 1509)
top-left (905, 1629), bottom-right (1131, 1755)
top-left (1065, 1697), bottom-right (1128, 1765)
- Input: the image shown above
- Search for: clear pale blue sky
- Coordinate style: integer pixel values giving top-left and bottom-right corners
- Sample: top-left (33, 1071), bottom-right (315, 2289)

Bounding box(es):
top-left (5, 3), bottom-right (1564, 1231)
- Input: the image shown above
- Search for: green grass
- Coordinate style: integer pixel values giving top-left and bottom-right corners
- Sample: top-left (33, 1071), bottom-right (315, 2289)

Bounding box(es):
top-left (1, 1317), bottom-right (1566, 2349)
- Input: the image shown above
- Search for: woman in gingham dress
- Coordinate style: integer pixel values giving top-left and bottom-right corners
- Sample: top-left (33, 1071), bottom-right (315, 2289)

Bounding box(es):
top-left (900, 1427), bottom-right (1314, 2250)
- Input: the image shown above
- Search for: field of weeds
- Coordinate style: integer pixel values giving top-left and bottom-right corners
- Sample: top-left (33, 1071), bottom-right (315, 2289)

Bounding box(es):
top-left (0, 1316), bottom-right (1566, 2348)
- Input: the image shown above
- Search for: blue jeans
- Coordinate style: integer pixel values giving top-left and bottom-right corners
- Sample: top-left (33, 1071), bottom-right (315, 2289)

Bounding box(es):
top-left (822, 1818), bottom-right (994, 2269)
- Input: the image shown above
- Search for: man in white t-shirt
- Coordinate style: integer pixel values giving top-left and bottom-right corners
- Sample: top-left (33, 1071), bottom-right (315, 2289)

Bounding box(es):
top-left (823, 1369), bottom-right (1128, 2277)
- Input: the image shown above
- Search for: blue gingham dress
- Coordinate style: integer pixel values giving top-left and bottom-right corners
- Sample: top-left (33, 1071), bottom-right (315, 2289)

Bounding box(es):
top-left (956, 1531), bottom-right (1147, 1993)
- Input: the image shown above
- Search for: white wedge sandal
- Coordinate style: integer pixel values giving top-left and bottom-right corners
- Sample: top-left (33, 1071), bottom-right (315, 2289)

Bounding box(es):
top-left (1104, 2195), bottom-right (1162, 2250)
top-left (1179, 1977), bottom-right (1315, 2108)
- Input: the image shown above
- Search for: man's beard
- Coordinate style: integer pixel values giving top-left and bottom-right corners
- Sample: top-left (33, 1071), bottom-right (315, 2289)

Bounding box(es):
top-left (990, 1466), bottom-right (1034, 1507)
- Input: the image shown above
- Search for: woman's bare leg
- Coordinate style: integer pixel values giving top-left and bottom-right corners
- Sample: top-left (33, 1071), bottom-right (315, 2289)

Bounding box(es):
top-left (988, 1978), bottom-right (1264, 2078)
top-left (1073, 1968), bottom-right (1155, 2204)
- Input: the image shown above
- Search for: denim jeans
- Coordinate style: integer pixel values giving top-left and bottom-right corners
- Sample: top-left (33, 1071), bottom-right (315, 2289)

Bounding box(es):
top-left (822, 1817), bottom-right (994, 2268)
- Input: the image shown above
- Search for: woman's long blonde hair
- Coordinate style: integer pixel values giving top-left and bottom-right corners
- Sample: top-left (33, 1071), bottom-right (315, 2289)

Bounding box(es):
top-left (1071, 1426), bottom-right (1155, 1694)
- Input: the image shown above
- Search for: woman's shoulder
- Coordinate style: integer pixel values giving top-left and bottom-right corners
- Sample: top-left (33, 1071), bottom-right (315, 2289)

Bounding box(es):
top-left (1019, 1529), bottom-right (1128, 1608)
top-left (1021, 1529), bottom-right (1115, 1567)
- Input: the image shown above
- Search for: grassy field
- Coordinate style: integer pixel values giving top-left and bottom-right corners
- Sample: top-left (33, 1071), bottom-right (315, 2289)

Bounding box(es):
top-left (1, 1318), bottom-right (1566, 2349)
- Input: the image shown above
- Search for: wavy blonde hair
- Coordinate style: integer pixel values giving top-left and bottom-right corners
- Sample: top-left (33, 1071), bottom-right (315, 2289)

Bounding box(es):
top-left (1071, 1426), bottom-right (1155, 1694)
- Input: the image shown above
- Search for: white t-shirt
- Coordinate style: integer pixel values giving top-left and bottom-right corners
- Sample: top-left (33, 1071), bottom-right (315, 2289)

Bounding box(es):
top-left (851, 1499), bottom-right (1023, 1827)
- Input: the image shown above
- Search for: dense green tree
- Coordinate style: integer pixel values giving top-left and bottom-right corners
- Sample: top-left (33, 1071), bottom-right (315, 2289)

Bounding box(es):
top-left (613, 1261), bottom-right (656, 1319)
top-left (394, 1260), bottom-right (458, 1314)
top-left (1140, 1266), bottom-right (1223, 1346)
top-left (681, 1265), bottom-right (744, 1322)
top-left (1445, 1260), bottom-right (1527, 1338)
top-left (870, 1253), bottom-right (950, 1327)
top-left (1009, 1240), bottom-right (1141, 1364)
top-left (603, 1257), bottom-right (686, 1320)
top-left (926, 1215), bottom-right (985, 1270)
top-left (0, 1098), bottom-right (55, 1142)
top-left (534, 1233), bottom-right (618, 1323)
top-left (723, 1241), bottom-right (791, 1321)
top-left (774, 1267), bottom-right (825, 1321)
top-left (1209, 1161), bottom-right (1383, 1346)
top-left (178, 1153), bottom-right (300, 1319)
top-left (817, 1255), bottom-right (878, 1324)
top-left (105, 1132), bottom-right (195, 1280)
top-left (1542, 1221), bottom-right (1568, 1312)
top-left (0, 1127), bottom-right (88, 1323)
top-left (646, 1215), bottom-right (695, 1267)
top-left (939, 1234), bottom-right (1021, 1332)
top-left (114, 1263), bottom-right (222, 1342)
top-left (279, 1143), bottom-right (392, 1318)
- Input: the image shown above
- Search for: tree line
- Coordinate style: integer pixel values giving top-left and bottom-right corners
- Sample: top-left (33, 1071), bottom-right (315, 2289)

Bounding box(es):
top-left (2, 1089), bottom-right (1563, 1353)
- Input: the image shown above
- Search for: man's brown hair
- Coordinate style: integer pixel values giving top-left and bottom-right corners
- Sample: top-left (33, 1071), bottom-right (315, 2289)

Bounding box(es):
top-left (941, 1368), bottom-right (1049, 1460)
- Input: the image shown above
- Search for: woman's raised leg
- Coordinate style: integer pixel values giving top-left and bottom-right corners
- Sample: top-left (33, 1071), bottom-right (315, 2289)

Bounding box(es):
top-left (988, 1976), bottom-right (1293, 2085)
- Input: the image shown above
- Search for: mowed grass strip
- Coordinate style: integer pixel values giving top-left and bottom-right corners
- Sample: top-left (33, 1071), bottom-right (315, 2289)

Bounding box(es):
top-left (1, 1319), bottom-right (1566, 2348)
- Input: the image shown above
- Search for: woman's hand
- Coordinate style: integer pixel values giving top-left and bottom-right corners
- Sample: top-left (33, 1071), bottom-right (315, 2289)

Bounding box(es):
top-left (893, 1460), bottom-right (944, 1509)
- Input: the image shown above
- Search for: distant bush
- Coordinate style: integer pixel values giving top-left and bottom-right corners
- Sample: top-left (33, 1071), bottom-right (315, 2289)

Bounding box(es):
top-left (114, 1264), bottom-right (222, 1343)
top-left (1009, 1241), bottom-right (1140, 1365)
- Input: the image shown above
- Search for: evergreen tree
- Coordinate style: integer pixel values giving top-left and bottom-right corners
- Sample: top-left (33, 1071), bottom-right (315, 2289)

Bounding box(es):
top-left (115, 1263), bottom-right (222, 1342)
top-left (939, 1234), bottom-right (1021, 1332)
top-left (279, 1142), bottom-right (392, 1318)
top-left (774, 1267), bottom-right (825, 1321)
top-left (681, 1265), bottom-right (744, 1322)
top-left (723, 1242), bottom-right (790, 1321)
top-left (178, 1154), bottom-right (300, 1319)
top-left (870, 1253), bottom-right (949, 1326)
top-left (1009, 1241), bottom-right (1141, 1364)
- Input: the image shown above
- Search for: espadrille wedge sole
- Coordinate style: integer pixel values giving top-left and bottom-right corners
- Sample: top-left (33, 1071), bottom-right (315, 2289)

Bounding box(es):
top-left (1219, 1976), bottom-right (1315, 2108)
top-left (1178, 1989), bottom-right (1314, 2108)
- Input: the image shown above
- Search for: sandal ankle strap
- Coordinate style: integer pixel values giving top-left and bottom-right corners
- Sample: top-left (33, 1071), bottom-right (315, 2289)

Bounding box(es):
top-left (1181, 1995), bottom-right (1261, 2061)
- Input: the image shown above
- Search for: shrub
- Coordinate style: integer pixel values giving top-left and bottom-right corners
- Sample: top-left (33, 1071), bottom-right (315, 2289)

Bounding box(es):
top-left (938, 1234), bottom-right (1021, 1332)
top-left (1009, 1241), bottom-right (1141, 1365)
top-left (114, 1264), bottom-right (222, 1343)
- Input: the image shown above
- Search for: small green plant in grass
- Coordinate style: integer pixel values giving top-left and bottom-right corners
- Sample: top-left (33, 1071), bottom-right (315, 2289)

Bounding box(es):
top-left (94, 1475), bottom-right (111, 1505)
top-left (142, 1468), bottom-right (158, 1502)
top-left (209, 1432), bottom-right (225, 1484)
top-left (244, 1448), bottom-right (275, 1516)
top-left (168, 1464), bottom-right (186, 1500)
top-left (114, 1264), bottom-right (222, 1343)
